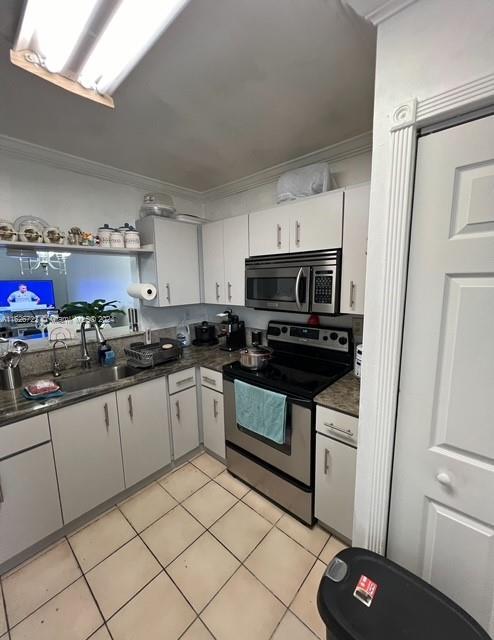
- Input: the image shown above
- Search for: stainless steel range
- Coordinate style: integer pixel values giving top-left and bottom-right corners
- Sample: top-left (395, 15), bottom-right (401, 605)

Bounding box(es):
top-left (223, 321), bottom-right (353, 525)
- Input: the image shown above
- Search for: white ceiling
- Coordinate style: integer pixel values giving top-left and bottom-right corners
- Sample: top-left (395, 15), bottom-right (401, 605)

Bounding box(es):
top-left (0, 0), bottom-right (376, 191)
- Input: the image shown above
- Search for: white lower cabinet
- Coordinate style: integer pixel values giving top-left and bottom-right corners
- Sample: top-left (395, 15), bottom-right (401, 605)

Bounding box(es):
top-left (315, 432), bottom-right (356, 542)
top-left (117, 378), bottom-right (171, 488)
top-left (0, 443), bottom-right (62, 564)
top-left (170, 386), bottom-right (199, 459)
top-left (201, 386), bottom-right (225, 459)
top-left (49, 393), bottom-right (125, 524)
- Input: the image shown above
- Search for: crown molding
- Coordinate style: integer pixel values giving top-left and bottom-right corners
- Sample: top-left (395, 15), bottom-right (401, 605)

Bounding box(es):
top-left (202, 131), bottom-right (372, 201)
top-left (346, 0), bottom-right (417, 25)
top-left (0, 130), bottom-right (372, 203)
top-left (0, 134), bottom-right (203, 201)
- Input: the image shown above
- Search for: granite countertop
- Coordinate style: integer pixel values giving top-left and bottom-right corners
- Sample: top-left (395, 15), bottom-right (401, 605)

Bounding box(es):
top-left (315, 371), bottom-right (360, 417)
top-left (0, 345), bottom-right (239, 428)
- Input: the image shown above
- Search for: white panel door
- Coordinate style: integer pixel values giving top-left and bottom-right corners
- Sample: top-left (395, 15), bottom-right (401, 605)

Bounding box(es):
top-left (0, 444), bottom-right (63, 564)
top-left (202, 386), bottom-right (225, 459)
top-left (249, 207), bottom-right (290, 256)
top-left (315, 433), bottom-right (356, 541)
top-left (288, 191), bottom-right (343, 253)
top-left (117, 378), bottom-right (171, 488)
top-left (224, 215), bottom-right (249, 306)
top-left (154, 218), bottom-right (200, 306)
top-left (50, 393), bottom-right (125, 523)
top-left (340, 184), bottom-right (370, 314)
top-left (388, 115), bottom-right (494, 634)
top-left (170, 386), bottom-right (199, 460)
top-left (202, 220), bottom-right (226, 304)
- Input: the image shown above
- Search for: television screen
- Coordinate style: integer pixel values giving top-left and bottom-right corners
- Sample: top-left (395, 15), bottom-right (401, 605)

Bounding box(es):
top-left (0, 280), bottom-right (56, 310)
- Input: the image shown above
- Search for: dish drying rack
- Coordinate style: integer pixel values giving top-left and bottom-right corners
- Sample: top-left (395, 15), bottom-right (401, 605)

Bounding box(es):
top-left (124, 338), bottom-right (182, 368)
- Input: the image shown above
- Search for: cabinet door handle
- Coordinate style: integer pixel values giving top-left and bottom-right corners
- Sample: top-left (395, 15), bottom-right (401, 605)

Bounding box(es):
top-left (276, 224), bottom-right (282, 249)
top-left (128, 394), bottom-right (133, 420)
top-left (215, 282), bottom-right (220, 301)
top-left (104, 402), bottom-right (109, 431)
top-left (166, 283), bottom-right (171, 304)
top-left (324, 448), bottom-right (330, 475)
top-left (175, 400), bottom-right (180, 421)
top-left (0, 477), bottom-right (4, 504)
top-left (349, 281), bottom-right (356, 309)
top-left (295, 220), bottom-right (301, 246)
top-left (213, 398), bottom-right (219, 419)
top-left (323, 421), bottom-right (354, 437)
top-left (203, 376), bottom-right (216, 386)
top-left (227, 281), bottom-right (232, 301)
top-left (176, 376), bottom-right (194, 386)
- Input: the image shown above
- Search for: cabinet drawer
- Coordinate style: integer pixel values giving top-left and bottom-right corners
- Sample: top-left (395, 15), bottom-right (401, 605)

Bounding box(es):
top-left (0, 414), bottom-right (51, 460)
top-left (199, 367), bottom-right (223, 393)
top-left (168, 368), bottom-right (196, 395)
top-left (316, 406), bottom-right (358, 445)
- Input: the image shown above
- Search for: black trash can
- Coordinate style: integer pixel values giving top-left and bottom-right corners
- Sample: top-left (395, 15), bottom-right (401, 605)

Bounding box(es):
top-left (317, 547), bottom-right (490, 640)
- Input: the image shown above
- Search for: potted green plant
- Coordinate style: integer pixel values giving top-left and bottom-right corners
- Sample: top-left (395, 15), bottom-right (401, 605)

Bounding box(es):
top-left (61, 299), bottom-right (126, 327)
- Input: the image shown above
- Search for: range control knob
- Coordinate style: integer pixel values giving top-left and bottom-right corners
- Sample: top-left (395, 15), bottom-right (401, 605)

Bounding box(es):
top-left (338, 337), bottom-right (348, 345)
top-left (323, 335), bottom-right (328, 341)
top-left (330, 332), bottom-right (338, 341)
top-left (281, 326), bottom-right (288, 334)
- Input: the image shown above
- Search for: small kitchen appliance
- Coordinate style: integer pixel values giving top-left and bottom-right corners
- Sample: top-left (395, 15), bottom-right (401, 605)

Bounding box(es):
top-left (223, 320), bottom-right (353, 524)
top-left (217, 310), bottom-right (246, 352)
top-left (245, 249), bottom-right (341, 315)
top-left (192, 321), bottom-right (218, 346)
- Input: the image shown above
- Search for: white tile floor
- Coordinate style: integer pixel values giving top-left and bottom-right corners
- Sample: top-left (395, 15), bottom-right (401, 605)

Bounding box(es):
top-left (0, 452), bottom-right (348, 640)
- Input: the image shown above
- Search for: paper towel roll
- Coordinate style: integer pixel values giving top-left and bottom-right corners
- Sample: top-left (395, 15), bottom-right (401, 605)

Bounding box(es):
top-left (127, 283), bottom-right (157, 301)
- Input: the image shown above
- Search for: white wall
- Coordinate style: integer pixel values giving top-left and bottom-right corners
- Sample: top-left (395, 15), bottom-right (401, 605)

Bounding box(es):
top-left (354, 0), bottom-right (494, 545)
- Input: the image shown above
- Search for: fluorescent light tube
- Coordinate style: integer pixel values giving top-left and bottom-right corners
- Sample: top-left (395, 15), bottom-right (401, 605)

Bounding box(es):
top-left (79, 0), bottom-right (190, 94)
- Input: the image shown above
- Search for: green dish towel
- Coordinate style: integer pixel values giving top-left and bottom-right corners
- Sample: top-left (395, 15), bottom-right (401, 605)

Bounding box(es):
top-left (234, 379), bottom-right (287, 444)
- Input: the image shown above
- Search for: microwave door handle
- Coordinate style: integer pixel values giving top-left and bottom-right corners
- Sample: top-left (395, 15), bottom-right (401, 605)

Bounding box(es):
top-left (295, 267), bottom-right (304, 311)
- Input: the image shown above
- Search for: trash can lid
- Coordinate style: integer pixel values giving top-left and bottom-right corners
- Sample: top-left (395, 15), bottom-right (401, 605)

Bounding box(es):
top-left (317, 548), bottom-right (490, 640)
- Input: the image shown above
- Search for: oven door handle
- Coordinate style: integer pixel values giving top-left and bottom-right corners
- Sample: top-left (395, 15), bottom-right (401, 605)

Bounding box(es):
top-left (295, 267), bottom-right (304, 311)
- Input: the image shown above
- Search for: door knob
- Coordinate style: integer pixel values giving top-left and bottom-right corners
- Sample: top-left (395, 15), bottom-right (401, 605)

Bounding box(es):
top-left (436, 472), bottom-right (452, 487)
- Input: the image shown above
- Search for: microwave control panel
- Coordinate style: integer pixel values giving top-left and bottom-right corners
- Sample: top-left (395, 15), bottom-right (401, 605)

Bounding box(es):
top-left (313, 270), bottom-right (333, 304)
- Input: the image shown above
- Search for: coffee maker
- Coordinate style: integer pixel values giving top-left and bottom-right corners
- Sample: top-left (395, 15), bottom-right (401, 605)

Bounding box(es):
top-left (217, 310), bottom-right (246, 352)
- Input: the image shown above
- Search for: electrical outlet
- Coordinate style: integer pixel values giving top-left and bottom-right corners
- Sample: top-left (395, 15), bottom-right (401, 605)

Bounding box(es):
top-left (352, 316), bottom-right (364, 341)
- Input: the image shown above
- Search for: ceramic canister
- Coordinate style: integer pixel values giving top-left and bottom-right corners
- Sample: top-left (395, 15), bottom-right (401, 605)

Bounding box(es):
top-left (124, 230), bottom-right (141, 249)
top-left (109, 230), bottom-right (124, 248)
top-left (98, 225), bottom-right (113, 248)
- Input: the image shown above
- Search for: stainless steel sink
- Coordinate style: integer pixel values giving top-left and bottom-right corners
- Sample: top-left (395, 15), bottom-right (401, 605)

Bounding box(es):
top-left (58, 364), bottom-right (138, 393)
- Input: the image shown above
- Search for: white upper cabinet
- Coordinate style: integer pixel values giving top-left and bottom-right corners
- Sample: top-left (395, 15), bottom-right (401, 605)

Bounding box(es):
top-left (288, 191), bottom-right (343, 253)
top-left (340, 184), bottom-right (370, 315)
top-left (249, 207), bottom-right (290, 256)
top-left (224, 215), bottom-right (249, 306)
top-left (202, 214), bottom-right (249, 306)
top-left (137, 217), bottom-right (200, 307)
top-left (203, 220), bottom-right (226, 304)
top-left (249, 191), bottom-right (343, 256)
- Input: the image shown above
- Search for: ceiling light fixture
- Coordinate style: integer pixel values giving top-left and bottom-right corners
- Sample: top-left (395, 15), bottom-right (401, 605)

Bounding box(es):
top-left (11, 0), bottom-right (190, 107)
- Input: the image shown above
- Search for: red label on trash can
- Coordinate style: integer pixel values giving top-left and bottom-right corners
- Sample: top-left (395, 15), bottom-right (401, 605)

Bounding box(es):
top-left (353, 575), bottom-right (378, 607)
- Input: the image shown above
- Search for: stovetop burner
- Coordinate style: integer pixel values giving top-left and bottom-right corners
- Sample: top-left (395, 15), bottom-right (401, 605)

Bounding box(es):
top-left (223, 321), bottom-right (354, 399)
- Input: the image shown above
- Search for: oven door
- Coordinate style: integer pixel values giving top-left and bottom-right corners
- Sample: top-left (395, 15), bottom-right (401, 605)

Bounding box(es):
top-left (245, 266), bottom-right (310, 313)
top-left (223, 379), bottom-right (312, 486)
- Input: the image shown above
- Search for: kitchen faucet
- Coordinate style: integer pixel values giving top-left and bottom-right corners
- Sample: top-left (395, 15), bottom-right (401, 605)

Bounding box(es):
top-left (80, 320), bottom-right (106, 369)
top-left (52, 340), bottom-right (67, 377)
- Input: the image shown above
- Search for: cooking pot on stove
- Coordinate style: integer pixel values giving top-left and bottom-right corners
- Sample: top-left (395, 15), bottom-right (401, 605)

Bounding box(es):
top-left (239, 345), bottom-right (273, 371)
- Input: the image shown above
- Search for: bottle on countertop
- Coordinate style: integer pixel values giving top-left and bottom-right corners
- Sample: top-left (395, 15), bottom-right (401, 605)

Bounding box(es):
top-left (98, 341), bottom-right (116, 367)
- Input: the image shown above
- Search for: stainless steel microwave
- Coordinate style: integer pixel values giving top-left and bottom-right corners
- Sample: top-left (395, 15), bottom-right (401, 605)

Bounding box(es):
top-left (245, 249), bottom-right (341, 315)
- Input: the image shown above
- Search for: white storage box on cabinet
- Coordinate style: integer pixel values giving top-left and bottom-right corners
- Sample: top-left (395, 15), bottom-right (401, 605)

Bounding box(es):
top-left (49, 393), bottom-right (125, 523)
top-left (137, 216), bottom-right (200, 307)
top-left (117, 378), bottom-right (171, 488)
top-left (201, 385), bottom-right (225, 459)
top-left (249, 191), bottom-right (343, 257)
top-left (340, 183), bottom-right (370, 314)
top-left (0, 421), bottom-right (62, 564)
